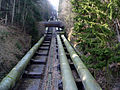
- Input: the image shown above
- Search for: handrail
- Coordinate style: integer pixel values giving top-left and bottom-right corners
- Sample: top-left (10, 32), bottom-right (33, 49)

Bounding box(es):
top-left (0, 36), bottom-right (45, 90)
top-left (61, 35), bottom-right (102, 90)
top-left (57, 35), bottom-right (78, 90)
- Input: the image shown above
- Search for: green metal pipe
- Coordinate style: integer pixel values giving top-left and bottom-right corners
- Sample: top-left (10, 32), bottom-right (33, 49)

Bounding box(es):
top-left (0, 36), bottom-right (45, 90)
top-left (61, 35), bottom-right (102, 90)
top-left (57, 35), bottom-right (78, 90)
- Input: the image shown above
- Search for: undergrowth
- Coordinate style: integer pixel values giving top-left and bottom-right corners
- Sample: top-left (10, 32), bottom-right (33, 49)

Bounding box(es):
top-left (71, 0), bottom-right (120, 69)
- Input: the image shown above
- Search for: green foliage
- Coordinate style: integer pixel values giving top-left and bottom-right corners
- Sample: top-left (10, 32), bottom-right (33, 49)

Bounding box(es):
top-left (71, 0), bottom-right (120, 69)
top-left (24, 5), bottom-right (39, 45)
top-left (16, 41), bottom-right (22, 50)
top-left (0, 31), bottom-right (9, 37)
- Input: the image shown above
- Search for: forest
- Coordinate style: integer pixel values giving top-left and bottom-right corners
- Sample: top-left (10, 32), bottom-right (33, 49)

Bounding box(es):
top-left (0, 0), bottom-right (120, 90)
top-left (0, 0), bottom-right (54, 43)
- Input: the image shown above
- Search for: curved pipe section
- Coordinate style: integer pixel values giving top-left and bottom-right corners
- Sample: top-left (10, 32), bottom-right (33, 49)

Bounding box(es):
top-left (61, 35), bottom-right (102, 90)
top-left (0, 36), bottom-right (45, 90)
top-left (57, 35), bottom-right (78, 90)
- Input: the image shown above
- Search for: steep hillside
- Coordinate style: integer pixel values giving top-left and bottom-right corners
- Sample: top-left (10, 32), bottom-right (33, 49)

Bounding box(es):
top-left (0, 25), bottom-right (31, 81)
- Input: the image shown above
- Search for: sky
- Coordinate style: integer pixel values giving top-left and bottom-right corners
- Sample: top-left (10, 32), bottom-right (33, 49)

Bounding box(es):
top-left (48, 0), bottom-right (59, 11)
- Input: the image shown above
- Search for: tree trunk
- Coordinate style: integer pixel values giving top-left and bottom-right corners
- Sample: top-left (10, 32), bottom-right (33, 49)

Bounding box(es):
top-left (22, 0), bottom-right (26, 30)
top-left (11, 0), bottom-right (16, 25)
top-left (5, 13), bottom-right (8, 25)
top-left (0, 0), bottom-right (2, 9)
top-left (18, 0), bottom-right (20, 14)
top-left (115, 19), bottom-right (120, 42)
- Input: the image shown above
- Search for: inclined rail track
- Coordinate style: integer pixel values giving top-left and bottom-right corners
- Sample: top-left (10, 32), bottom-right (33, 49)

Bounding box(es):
top-left (13, 28), bottom-right (53, 90)
top-left (0, 20), bottom-right (102, 90)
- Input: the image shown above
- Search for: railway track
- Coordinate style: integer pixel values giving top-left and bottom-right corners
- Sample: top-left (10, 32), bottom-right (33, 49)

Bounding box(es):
top-left (0, 19), bottom-right (102, 90)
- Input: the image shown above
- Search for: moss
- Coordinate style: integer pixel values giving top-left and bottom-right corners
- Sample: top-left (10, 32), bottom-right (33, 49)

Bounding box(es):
top-left (15, 41), bottom-right (22, 50)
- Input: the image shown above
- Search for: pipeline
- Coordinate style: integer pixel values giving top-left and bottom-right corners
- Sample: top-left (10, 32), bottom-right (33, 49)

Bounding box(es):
top-left (43, 21), bottom-right (64, 29)
top-left (57, 35), bottom-right (78, 90)
top-left (0, 36), bottom-right (45, 90)
top-left (61, 35), bottom-right (102, 90)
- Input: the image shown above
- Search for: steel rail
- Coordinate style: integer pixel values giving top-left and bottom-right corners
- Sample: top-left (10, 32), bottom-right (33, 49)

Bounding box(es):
top-left (0, 36), bottom-right (45, 90)
top-left (57, 35), bottom-right (78, 90)
top-left (61, 35), bottom-right (102, 90)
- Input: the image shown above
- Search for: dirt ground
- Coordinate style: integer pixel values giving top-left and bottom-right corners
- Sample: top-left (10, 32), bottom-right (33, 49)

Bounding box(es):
top-left (0, 25), bottom-right (31, 81)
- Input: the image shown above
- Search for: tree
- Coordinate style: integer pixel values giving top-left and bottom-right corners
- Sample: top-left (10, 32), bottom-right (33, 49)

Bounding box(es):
top-left (0, 0), bottom-right (2, 9)
top-left (0, 0), bottom-right (55, 43)
top-left (11, 0), bottom-right (16, 24)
